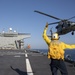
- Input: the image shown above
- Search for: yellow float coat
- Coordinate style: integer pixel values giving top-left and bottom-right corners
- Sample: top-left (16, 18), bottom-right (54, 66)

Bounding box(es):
top-left (43, 28), bottom-right (75, 60)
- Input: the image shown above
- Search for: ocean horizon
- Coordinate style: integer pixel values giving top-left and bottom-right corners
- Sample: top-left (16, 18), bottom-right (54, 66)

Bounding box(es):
top-left (31, 49), bottom-right (75, 60)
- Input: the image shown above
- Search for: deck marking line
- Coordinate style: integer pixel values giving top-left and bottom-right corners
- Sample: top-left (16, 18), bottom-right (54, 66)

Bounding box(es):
top-left (26, 58), bottom-right (34, 75)
top-left (25, 50), bottom-right (26, 53)
top-left (25, 50), bottom-right (28, 57)
top-left (25, 53), bottom-right (28, 57)
top-left (14, 55), bottom-right (20, 57)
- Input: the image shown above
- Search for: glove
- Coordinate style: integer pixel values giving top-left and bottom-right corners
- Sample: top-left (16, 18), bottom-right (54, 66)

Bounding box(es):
top-left (45, 22), bottom-right (48, 28)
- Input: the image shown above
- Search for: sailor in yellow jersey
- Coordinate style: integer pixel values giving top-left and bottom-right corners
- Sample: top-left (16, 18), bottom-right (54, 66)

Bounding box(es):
top-left (43, 23), bottom-right (75, 75)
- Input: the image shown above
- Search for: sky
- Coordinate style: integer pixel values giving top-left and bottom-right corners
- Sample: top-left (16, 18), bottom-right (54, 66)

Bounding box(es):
top-left (0, 0), bottom-right (75, 49)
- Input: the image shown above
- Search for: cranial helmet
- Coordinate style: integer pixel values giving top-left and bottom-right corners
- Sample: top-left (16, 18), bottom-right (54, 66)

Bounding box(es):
top-left (51, 33), bottom-right (59, 40)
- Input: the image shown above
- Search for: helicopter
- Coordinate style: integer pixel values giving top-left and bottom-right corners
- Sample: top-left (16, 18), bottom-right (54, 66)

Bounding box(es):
top-left (34, 10), bottom-right (75, 35)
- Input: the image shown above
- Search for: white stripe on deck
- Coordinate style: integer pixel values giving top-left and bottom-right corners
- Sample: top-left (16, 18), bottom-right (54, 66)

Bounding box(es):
top-left (25, 50), bottom-right (34, 75)
top-left (26, 59), bottom-right (33, 75)
top-left (25, 53), bottom-right (28, 57)
top-left (25, 50), bottom-right (28, 57)
top-left (14, 55), bottom-right (21, 57)
top-left (25, 50), bottom-right (27, 53)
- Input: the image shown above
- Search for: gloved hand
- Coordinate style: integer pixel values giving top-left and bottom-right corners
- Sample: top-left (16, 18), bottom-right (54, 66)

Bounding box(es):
top-left (45, 22), bottom-right (48, 29)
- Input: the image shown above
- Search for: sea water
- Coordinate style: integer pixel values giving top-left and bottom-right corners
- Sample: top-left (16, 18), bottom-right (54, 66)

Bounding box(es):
top-left (32, 49), bottom-right (75, 60)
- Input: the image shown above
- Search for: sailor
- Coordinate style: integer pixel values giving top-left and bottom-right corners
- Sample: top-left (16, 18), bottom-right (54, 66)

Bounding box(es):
top-left (42, 22), bottom-right (75, 75)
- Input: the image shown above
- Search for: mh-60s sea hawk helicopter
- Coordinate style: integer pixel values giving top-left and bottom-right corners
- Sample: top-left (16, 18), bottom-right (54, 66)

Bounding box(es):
top-left (34, 10), bottom-right (75, 35)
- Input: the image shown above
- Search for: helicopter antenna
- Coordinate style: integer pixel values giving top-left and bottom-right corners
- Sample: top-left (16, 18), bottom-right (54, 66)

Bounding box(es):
top-left (50, 27), bottom-right (53, 36)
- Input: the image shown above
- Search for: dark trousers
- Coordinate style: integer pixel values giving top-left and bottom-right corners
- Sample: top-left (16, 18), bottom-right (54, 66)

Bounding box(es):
top-left (50, 59), bottom-right (68, 75)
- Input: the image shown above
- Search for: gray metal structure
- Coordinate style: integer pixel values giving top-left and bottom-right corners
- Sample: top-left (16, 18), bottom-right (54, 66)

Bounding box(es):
top-left (0, 28), bottom-right (31, 49)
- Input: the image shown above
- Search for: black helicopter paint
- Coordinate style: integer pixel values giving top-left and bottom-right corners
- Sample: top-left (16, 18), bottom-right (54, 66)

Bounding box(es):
top-left (34, 10), bottom-right (75, 35)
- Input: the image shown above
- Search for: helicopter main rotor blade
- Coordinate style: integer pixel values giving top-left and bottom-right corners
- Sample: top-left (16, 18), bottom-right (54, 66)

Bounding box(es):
top-left (34, 10), bottom-right (61, 20)
top-left (68, 16), bottom-right (75, 20)
top-left (48, 22), bottom-right (59, 25)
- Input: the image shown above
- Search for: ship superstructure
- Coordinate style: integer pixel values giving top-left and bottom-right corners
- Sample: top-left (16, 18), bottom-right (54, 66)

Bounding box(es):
top-left (0, 28), bottom-right (31, 49)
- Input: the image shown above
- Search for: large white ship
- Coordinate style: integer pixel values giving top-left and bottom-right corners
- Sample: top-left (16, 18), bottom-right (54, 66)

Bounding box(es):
top-left (0, 28), bottom-right (31, 50)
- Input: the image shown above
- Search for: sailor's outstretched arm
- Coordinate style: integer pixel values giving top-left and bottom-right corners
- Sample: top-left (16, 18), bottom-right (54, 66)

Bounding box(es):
top-left (61, 42), bottom-right (75, 49)
top-left (42, 23), bottom-right (51, 45)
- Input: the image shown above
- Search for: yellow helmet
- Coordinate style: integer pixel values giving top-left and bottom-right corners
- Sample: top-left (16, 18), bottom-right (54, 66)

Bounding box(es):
top-left (51, 33), bottom-right (59, 40)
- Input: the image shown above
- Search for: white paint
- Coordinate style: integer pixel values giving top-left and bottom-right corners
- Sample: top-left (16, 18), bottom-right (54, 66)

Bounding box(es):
top-left (26, 59), bottom-right (34, 75)
top-left (14, 55), bottom-right (20, 57)
top-left (25, 53), bottom-right (28, 57)
top-left (25, 50), bottom-right (26, 53)
top-left (25, 50), bottom-right (28, 57)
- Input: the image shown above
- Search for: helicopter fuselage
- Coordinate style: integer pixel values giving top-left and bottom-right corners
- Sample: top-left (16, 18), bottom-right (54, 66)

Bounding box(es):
top-left (34, 10), bottom-right (75, 35)
top-left (56, 22), bottom-right (75, 35)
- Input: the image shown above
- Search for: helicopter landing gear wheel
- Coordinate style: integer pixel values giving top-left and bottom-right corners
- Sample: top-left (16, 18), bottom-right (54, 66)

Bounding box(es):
top-left (71, 31), bottom-right (74, 35)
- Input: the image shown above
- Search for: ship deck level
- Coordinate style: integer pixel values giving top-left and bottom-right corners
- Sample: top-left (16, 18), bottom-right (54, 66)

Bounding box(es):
top-left (0, 49), bottom-right (75, 75)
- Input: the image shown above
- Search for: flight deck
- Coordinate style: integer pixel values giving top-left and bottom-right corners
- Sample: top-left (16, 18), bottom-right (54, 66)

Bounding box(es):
top-left (0, 49), bottom-right (75, 75)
